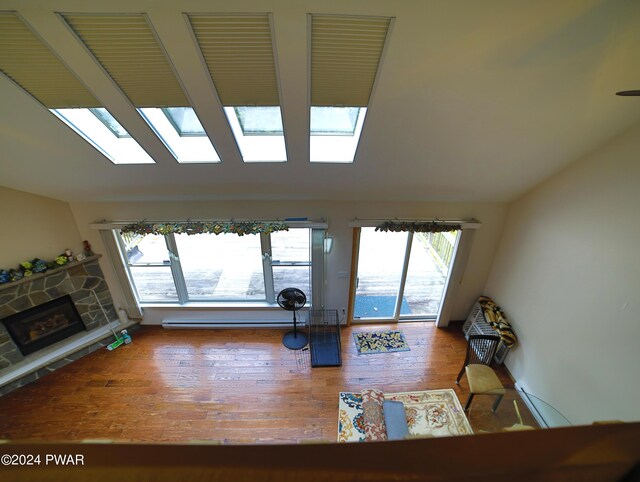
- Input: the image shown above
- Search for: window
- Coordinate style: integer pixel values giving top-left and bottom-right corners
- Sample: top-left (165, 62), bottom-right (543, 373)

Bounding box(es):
top-left (353, 227), bottom-right (460, 321)
top-left (270, 229), bottom-right (311, 298)
top-left (61, 14), bottom-right (220, 165)
top-left (175, 233), bottom-right (265, 300)
top-left (224, 106), bottom-right (287, 162)
top-left (309, 15), bottom-right (392, 163)
top-left (162, 107), bottom-right (206, 136)
top-left (309, 107), bottom-right (367, 163)
top-left (234, 107), bottom-right (283, 135)
top-left (138, 107), bottom-right (220, 163)
top-left (117, 228), bottom-right (317, 305)
top-left (51, 108), bottom-right (155, 165)
top-left (119, 233), bottom-right (178, 301)
top-left (89, 108), bottom-right (130, 138)
top-left (310, 107), bottom-right (360, 135)
top-left (188, 15), bottom-right (286, 163)
top-left (0, 13), bottom-right (155, 165)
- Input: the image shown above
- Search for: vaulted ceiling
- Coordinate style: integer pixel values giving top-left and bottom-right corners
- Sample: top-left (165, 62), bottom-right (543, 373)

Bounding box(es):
top-left (1, 0), bottom-right (639, 203)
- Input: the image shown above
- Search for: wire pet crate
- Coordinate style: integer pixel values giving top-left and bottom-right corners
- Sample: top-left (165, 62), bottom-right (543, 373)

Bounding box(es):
top-left (462, 301), bottom-right (510, 364)
top-left (308, 309), bottom-right (341, 367)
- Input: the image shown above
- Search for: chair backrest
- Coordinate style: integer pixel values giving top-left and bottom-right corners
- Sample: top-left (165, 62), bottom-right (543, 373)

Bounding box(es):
top-left (464, 334), bottom-right (501, 366)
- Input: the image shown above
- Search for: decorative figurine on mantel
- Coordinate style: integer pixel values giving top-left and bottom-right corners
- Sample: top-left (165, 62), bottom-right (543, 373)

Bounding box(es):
top-left (0, 251), bottom-right (74, 285)
top-left (83, 240), bottom-right (94, 257)
top-left (8, 268), bottom-right (23, 282)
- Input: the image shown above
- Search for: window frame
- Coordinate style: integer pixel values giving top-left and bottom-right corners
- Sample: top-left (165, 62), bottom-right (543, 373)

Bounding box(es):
top-left (116, 227), bottom-right (321, 306)
top-left (352, 228), bottom-right (462, 323)
top-left (269, 228), bottom-right (313, 304)
top-left (50, 108), bottom-right (156, 165)
top-left (161, 107), bottom-right (207, 137)
top-left (137, 107), bottom-right (220, 164)
top-left (223, 106), bottom-right (288, 163)
top-left (309, 106), bottom-right (368, 163)
top-left (88, 108), bottom-right (131, 138)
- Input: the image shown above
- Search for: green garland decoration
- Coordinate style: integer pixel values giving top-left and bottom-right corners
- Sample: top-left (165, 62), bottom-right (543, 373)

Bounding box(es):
top-left (120, 220), bottom-right (290, 237)
top-left (0, 254), bottom-right (71, 284)
top-left (375, 221), bottom-right (462, 233)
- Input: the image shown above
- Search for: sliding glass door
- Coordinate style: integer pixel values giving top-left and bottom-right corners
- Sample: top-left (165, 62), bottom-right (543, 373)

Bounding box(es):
top-left (354, 229), bottom-right (409, 319)
top-left (353, 228), bottom-right (460, 322)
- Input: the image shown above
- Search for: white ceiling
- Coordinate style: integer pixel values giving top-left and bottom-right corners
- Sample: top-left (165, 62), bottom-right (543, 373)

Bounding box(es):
top-left (1, 0), bottom-right (639, 203)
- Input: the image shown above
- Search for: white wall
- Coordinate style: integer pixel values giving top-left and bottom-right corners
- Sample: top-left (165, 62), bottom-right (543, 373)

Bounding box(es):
top-left (69, 200), bottom-right (507, 325)
top-left (485, 122), bottom-right (640, 425)
top-left (0, 186), bottom-right (83, 268)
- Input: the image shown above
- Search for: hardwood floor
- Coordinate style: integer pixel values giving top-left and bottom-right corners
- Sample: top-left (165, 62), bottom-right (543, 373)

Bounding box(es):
top-left (0, 322), bottom-right (530, 444)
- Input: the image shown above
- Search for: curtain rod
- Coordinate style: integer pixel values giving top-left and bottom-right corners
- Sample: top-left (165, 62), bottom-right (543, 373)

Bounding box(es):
top-left (89, 219), bottom-right (329, 230)
top-left (348, 218), bottom-right (481, 228)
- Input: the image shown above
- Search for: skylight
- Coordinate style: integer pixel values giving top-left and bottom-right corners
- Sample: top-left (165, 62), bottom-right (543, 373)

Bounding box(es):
top-left (224, 106), bottom-right (287, 162)
top-left (89, 108), bottom-right (130, 138)
top-left (234, 107), bottom-right (283, 136)
top-left (51, 108), bottom-right (154, 164)
top-left (310, 107), bottom-right (360, 135)
top-left (162, 107), bottom-right (205, 137)
top-left (138, 107), bottom-right (220, 164)
top-left (309, 107), bottom-right (367, 163)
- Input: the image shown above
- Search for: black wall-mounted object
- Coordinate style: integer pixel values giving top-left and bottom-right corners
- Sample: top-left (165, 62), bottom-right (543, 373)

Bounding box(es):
top-left (1, 295), bottom-right (86, 356)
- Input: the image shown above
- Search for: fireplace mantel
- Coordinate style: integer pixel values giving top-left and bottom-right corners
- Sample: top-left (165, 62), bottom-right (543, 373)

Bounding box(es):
top-left (0, 255), bottom-right (102, 294)
top-left (0, 254), bottom-right (120, 396)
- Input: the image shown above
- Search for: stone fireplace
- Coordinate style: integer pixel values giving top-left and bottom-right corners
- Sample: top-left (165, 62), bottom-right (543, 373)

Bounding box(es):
top-left (1, 295), bottom-right (87, 356)
top-left (0, 255), bottom-right (119, 396)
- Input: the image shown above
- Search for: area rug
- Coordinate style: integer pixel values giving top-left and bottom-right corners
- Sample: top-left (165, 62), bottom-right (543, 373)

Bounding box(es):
top-left (353, 295), bottom-right (412, 319)
top-left (338, 389), bottom-right (473, 442)
top-left (353, 330), bottom-right (410, 355)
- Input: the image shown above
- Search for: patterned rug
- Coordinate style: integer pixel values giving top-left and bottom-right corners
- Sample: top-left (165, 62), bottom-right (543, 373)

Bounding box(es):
top-left (353, 330), bottom-right (410, 354)
top-left (338, 389), bottom-right (473, 442)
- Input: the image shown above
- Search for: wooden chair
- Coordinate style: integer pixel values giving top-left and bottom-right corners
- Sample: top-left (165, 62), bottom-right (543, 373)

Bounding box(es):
top-left (456, 334), bottom-right (505, 412)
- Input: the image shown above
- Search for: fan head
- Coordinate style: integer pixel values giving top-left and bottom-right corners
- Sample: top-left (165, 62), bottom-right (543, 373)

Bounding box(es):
top-left (277, 288), bottom-right (306, 311)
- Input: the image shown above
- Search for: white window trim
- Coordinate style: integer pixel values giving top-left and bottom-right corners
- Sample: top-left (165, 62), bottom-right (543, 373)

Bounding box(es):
top-left (94, 222), bottom-right (327, 310)
top-left (99, 230), bottom-right (143, 319)
top-left (348, 219), bottom-right (480, 327)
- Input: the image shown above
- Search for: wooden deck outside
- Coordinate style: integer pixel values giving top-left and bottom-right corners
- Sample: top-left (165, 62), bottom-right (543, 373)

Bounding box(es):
top-left (354, 230), bottom-right (449, 318)
top-left (129, 232), bottom-right (312, 301)
top-left (130, 231), bottom-right (450, 317)
top-left (0, 322), bottom-right (541, 444)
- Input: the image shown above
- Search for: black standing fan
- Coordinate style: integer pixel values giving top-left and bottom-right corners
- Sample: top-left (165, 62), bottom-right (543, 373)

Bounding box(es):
top-left (277, 288), bottom-right (308, 350)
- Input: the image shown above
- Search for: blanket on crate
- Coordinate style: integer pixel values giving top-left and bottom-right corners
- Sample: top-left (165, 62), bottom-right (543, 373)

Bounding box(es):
top-left (338, 388), bottom-right (473, 442)
top-left (478, 296), bottom-right (517, 347)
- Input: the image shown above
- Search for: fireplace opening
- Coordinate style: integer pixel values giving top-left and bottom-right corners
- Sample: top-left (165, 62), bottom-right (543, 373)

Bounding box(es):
top-left (1, 295), bottom-right (87, 356)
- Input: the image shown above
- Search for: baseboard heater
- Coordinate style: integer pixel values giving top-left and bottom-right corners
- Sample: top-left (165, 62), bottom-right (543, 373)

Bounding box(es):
top-left (514, 383), bottom-right (549, 428)
top-left (162, 319), bottom-right (294, 329)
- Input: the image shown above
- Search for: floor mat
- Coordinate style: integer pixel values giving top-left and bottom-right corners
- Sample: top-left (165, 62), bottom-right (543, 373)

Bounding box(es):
top-left (353, 330), bottom-right (410, 355)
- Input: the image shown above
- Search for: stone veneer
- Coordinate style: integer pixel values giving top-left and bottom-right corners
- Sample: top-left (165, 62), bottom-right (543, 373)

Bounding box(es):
top-left (0, 255), bottom-right (118, 395)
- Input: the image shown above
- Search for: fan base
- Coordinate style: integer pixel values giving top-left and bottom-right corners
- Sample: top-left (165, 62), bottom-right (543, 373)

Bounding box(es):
top-left (283, 331), bottom-right (308, 350)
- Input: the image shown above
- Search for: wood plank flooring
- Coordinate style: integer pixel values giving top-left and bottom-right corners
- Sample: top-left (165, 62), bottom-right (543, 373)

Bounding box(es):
top-left (0, 323), bottom-right (532, 444)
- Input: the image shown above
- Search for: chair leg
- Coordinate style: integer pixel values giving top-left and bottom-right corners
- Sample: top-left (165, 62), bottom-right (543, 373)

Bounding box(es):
top-left (492, 394), bottom-right (504, 412)
top-left (455, 366), bottom-right (465, 384)
top-left (464, 393), bottom-right (474, 411)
